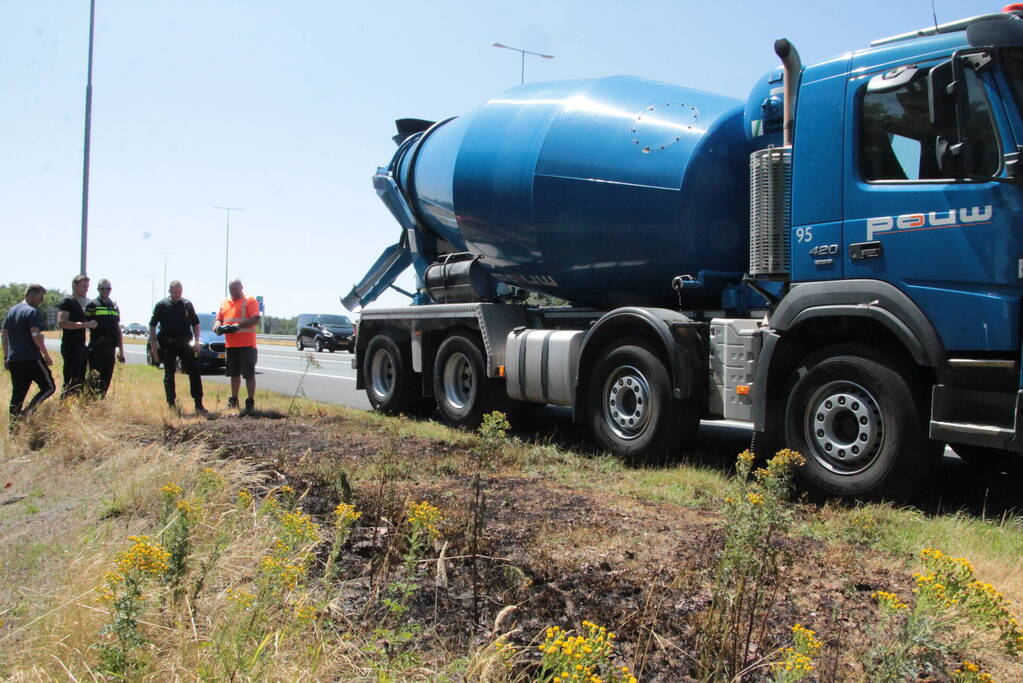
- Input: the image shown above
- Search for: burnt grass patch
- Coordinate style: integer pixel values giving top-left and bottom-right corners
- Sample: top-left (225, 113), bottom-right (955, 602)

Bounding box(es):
top-left (153, 413), bottom-right (909, 680)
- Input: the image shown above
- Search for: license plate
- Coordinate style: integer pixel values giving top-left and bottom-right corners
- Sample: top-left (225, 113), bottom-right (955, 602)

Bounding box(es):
top-left (217, 353), bottom-right (226, 359)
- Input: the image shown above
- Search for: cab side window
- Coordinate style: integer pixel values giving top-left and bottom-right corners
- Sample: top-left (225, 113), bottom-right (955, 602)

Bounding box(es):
top-left (860, 66), bottom-right (999, 181)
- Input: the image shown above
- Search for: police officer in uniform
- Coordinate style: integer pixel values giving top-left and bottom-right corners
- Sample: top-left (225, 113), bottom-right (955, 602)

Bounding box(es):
top-left (149, 280), bottom-right (207, 415)
top-left (85, 278), bottom-right (125, 397)
top-left (56, 274), bottom-right (97, 398)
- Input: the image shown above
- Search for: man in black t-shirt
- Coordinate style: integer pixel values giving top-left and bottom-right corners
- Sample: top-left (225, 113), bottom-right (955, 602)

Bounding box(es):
top-left (85, 278), bottom-right (125, 397)
top-left (149, 280), bottom-right (206, 414)
top-left (2, 284), bottom-right (55, 425)
top-left (57, 274), bottom-right (97, 398)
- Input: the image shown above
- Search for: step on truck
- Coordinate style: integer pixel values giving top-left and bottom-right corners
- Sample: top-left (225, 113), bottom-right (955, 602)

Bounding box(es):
top-left (344, 7), bottom-right (1023, 498)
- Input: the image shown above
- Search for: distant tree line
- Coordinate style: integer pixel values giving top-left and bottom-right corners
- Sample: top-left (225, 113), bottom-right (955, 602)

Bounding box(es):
top-left (263, 315), bottom-right (298, 335)
top-left (0, 282), bottom-right (68, 329)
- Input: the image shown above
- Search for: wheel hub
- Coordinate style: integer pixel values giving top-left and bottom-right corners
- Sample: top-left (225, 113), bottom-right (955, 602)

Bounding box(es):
top-left (805, 380), bottom-right (882, 474)
top-left (442, 352), bottom-right (476, 411)
top-left (603, 365), bottom-right (651, 440)
top-left (369, 348), bottom-right (395, 400)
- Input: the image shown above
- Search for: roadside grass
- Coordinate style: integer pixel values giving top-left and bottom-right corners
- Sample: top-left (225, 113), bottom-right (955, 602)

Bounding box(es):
top-left (0, 359), bottom-right (1021, 679)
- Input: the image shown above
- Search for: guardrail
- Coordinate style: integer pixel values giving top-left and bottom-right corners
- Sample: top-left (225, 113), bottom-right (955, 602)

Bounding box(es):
top-left (256, 334), bottom-right (294, 341)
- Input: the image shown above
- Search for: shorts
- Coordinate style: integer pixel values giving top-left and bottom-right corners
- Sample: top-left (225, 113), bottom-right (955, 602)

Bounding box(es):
top-left (226, 347), bottom-right (257, 379)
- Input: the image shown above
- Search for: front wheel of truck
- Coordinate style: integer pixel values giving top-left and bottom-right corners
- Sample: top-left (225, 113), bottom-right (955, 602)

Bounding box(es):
top-left (587, 338), bottom-right (695, 464)
top-left (784, 344), bottom-right (939, 499)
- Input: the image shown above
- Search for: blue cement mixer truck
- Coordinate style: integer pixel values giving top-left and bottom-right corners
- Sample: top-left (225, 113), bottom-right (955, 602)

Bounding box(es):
top-left (344, 8), bottom-right (1023, 498)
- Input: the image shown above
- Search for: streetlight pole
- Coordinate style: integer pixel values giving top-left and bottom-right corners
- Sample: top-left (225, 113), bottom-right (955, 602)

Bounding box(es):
top-left (80, 0), bottom-right (97, 276)
top-left (157, 251), bottom-right (174, 292)
top-left (214, 206), bottom-right (243, 297)
top-left (491, 42), bottom-right (554, 84)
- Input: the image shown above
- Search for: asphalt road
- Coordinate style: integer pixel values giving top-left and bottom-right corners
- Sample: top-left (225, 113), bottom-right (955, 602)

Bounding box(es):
top-left (45, 338), bottom-right (371, 410)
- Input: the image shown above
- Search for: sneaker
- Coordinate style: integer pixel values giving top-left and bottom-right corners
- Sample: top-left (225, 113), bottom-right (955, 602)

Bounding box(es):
top-left (244, 398), bottom-right (254, 415)
top-left (227, 396), bottom-right (239, 409)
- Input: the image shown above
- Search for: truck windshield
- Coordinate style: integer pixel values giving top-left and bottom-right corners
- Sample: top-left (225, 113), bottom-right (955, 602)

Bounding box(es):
top-left (319, 315), bottom-right (351, 325)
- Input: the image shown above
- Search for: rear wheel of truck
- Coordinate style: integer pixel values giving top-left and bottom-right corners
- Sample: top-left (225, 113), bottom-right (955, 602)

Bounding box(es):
top-left (784, 344), bottom-right (939, 499)
top-left (433, 334), bottom-right (496, 429)
top-left (587, 338), bottom-right (693, 463)
top-left (364, 332), bottom-right (416, 415)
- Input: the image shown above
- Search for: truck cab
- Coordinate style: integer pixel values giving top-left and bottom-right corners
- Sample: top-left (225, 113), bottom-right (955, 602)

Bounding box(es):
top-left (754, 13), bottom-right (1023, 495)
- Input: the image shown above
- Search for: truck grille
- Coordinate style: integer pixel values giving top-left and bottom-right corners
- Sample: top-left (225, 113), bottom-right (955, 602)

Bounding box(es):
top-left (749, 146), bottom-right (792, 278)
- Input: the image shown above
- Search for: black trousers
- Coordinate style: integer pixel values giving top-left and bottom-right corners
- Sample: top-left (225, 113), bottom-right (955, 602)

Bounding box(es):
top-left (61, 342), bottom-right (88, 398)
top-left (88, 343), bottom-right (116, 397)
top-left (8, 358), bottom-right (56, 418)
top-left (159, 338), bottom-right (203, 403)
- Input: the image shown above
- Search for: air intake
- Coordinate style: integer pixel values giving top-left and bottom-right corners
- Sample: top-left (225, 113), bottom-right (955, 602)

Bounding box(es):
top-left (749, 146), bottom-right (792, 278)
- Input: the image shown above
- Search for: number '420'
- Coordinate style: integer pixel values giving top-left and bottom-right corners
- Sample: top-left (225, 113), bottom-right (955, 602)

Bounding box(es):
top-left (808, 244), bottom-right (839, 257)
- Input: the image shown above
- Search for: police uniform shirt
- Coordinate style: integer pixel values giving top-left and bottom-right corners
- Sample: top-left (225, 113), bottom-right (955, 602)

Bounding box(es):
top-left (150, 297), bottom-right (200, 343)
top-left (85, 296), bottom-right (121, 346)
top-left (57, 296), bottom-right (87, 347)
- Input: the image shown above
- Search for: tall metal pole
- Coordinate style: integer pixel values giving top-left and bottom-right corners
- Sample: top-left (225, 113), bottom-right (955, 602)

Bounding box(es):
top-left (215, 206), bottom-right (243, 297)
top-left (158, 251), bottom-right (174, 292)
top-left (491, 43), bottom-right (554, 85)
top-left (80, 0), bottom-right (96, 276)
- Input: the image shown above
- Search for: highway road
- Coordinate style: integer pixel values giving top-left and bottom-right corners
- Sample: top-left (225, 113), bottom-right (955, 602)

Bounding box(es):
top-left (45, 339), bottom-right (371, 410)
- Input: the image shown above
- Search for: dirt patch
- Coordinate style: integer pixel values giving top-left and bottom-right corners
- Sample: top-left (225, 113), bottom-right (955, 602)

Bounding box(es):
top-left (153, 413), bottom-right (914, 680)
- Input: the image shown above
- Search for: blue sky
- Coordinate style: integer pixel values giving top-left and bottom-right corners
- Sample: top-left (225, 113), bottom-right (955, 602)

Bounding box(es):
top-left (0, 0), bottom-right (1001, 322)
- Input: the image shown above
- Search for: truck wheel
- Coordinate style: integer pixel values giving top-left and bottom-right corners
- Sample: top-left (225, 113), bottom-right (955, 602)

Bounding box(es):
top-left (364, 333), bottom-right (416, 414)
top-left (951, 444), bottom-right (1023, 474)
top-left (433, 334), bottom-right (494, 429)
top-left (587, 338), bottom-right (691, 463)
top-left (784, 344), bottom-right (939, 499)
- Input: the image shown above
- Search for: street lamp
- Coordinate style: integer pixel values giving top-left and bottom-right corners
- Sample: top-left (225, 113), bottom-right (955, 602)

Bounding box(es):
top-left (214, 206), bottom-right (243, 297)
top-left (80, 0), bottom-right (97, 276)
top-left (491, 42), bottom-right (554, 84)
top-left (157, 251), bottom-right (174, 293)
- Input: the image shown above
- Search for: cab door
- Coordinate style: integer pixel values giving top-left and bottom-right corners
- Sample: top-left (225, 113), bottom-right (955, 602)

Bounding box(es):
top-left (842, 53), bottom-right (1023, 353)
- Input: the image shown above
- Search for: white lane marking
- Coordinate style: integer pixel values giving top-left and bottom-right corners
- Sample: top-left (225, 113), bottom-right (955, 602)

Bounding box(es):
top-left (254, 366), bottom-right (356, 381)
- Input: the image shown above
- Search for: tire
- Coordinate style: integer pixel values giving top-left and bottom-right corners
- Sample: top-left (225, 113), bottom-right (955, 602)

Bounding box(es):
top-left (433, 334), bottom-right (497, 429)
top-left (296, 336), bottom-right (304, 350)
top-left (587, 338), bottom-right (695, 463)
top-left (328, 347), bottom-right (335, 353)
top-left (951, 444), bottom-right (1023, 474)
top-left (316, 339), bottom-right (324, 352)
top-left (784, 344), bottom-right (940, 499)
top-left (363, 332), bottom-right (417, 414)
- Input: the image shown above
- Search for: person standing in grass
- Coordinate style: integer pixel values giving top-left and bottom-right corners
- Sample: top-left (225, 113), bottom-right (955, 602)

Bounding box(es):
top-left (215, 278), bottom-right (260, 414)
top-left (84, 278), bottom-right (125, 398)
top-left (56, 274), bottom-right (97, 398)
top-left (2, 284), bottom-right (56, 425)
top-left (149, 280), bottom-right (207, 415)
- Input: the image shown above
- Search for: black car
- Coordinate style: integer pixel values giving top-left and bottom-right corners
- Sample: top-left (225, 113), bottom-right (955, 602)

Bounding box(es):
top-left (124, 322), bottom-right (147, 336)
top-left (296, 313), bottom-right (355, 352)
top-left (146, 313), bottom-right (227, 372)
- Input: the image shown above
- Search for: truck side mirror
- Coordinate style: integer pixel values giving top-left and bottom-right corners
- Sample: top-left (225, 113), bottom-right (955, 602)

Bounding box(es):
top-left (928, 59), bottom-right (955, 129)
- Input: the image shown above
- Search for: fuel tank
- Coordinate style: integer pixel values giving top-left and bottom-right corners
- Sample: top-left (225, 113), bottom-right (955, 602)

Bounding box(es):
top-left (390, 76), bottom-right (756, 309)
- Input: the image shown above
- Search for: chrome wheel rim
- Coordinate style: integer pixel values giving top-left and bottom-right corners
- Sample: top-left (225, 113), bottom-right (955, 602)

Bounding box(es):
top-left (602, 365), bottom-right (651, 440)
top-left (442, 351), bottom-right (476, 412)
top-left (803, 380), bottom-right (883, 475)
top-left (369, 348), bottom-right (396, 401)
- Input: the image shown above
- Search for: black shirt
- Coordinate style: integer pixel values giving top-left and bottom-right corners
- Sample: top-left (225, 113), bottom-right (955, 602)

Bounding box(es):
top-left (57, 296), bottom-right (87, 347)
top-left (85, 296), bottom-right (121, 346)
top-left (150, 297), bottom-right (199, 343)
top-left (3, 302), bottom-right (44, 362)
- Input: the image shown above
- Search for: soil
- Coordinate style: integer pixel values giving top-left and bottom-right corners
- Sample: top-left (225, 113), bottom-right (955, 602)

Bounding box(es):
top-left (154, 413), bottom-right (916, 681)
